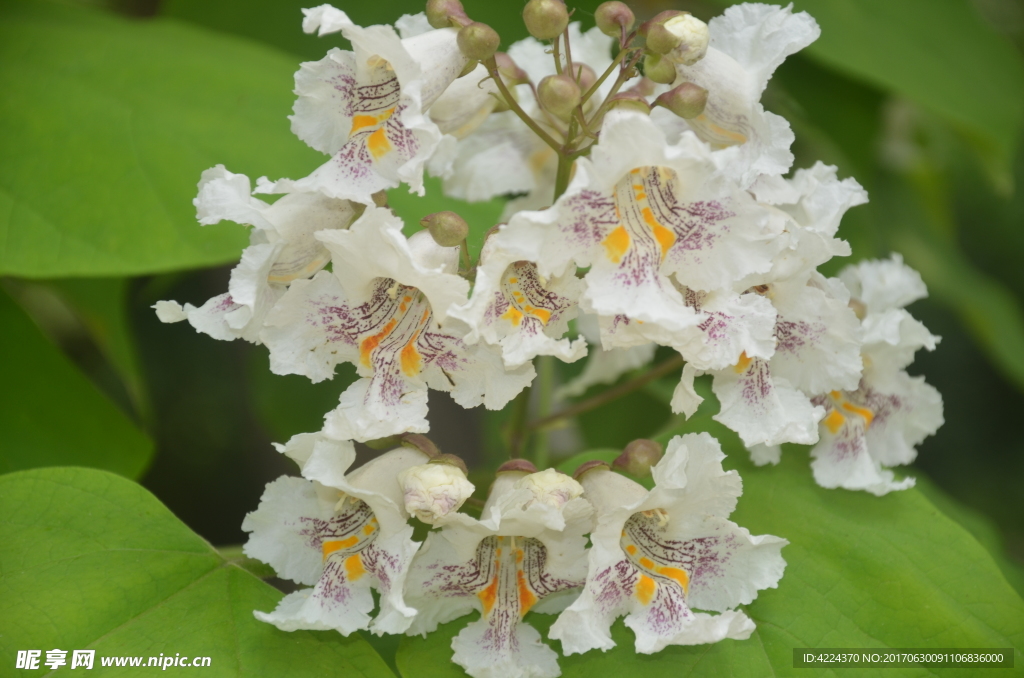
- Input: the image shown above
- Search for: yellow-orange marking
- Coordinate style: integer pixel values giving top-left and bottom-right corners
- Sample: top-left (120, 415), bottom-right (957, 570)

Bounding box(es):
top-left (602, 225), bottom-right (631, 263)
top-left (823, 409), bottom-right (845, 434)
top-left (734, 351), bottom-right (753, 373)
top-left (502, 306), bottom-right (524, 326)
top-left (840, 401), bottom-right (874, 427)
top-left (524, 306), bottom-right (551, 325)
top-left (360, 319), bottom-right (397, 367)
top-left (363, 524), bottom-right (376, 535)
top-left (344, 554), bottom-right (366, 580)
top-left (478, 576), bottom-right (499, 615)
top-left (695, 114), bottom-right (749, 145)
top-left (658, 566), bottom-right (690, 593)
top-left (322, 536), bottom-right (359, 559)
top-left (641, 207), bottom-right (677, 258)
top-left (508, 277), bottom-right (518, 284)
top-left (400, 332), bottom-right (422, 376)
top-left (625, 544), bottom-right (637, 555)
top-left (638, 557), bottom-right (655, 570)
top-left (635, 574), bottom-right (656, 605)
top-left (367, 127), bottom-right (391, 159)
top-left (517, 570), bottom-right (538, 615)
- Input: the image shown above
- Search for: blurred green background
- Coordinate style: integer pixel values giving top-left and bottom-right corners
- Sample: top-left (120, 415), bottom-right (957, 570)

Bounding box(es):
top-left (2, 0), bottom-right (1023, 581)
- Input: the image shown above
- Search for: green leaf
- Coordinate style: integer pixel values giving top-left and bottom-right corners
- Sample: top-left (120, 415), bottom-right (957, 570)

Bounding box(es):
top-left (47, 278), bottom-right (150, 415)
top-left (0, 467), bottom-right (396, 677)
top-left (0, 0), bottom-right (322, 277)
top-left (0, 288), bottom-right (153, 479)
top-left (398, 408), bottom-right (1024, 676)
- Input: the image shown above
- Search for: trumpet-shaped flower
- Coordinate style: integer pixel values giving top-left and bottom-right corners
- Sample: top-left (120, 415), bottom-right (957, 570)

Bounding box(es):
top-left (261, 206), bottom-right (533, 441)
top-left (399, 460), bottom-right (476, 525)
top-left (499, 110), bottom-right (786, 352)
top-left (154, 165), bottom-right (361, 342)
top-left (404, 469), bottom-right (593, 678)
top-left (550, 433), bottom-right (786, 654)
top-left (810, 255), bottom-right (943, 494)
top-left (665, 3), bottom-right (820, 187)
top-left (242, 433), bottom-right (426, 635)
top-left (262, 6), bottom-right (468, 203)
top-left (450, 233), bottom-right (587, 368)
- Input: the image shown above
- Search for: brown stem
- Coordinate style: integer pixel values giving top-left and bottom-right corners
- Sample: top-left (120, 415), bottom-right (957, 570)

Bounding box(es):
top-left (525, 354), bottom-right (685, 432)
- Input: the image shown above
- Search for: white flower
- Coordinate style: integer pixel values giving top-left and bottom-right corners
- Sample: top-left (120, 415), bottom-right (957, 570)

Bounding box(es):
top-left (155, 165), bottom-right (360, 343)
top-left (661, 3), bottom-right (820, 187)
top-left (261, 7), bottom-right (469, 203)
top-left (399, 460), bottom-right (475, 524)
top-left (659, 13), bottom-right (710, 66)
top-left (260, 207), bottom-right (534, 441)
top-left (515, 468), bottom-right (584, 508)
top-left (449, 233), bottom-right (587, 368)
top-left (550, 433), bottom-right (786, 654)
top-left (810, 255), bottom-right (943, 494)
top-left (499, 110), bottom-right (786, 352)
top-left (404, 469), bottom-right (593, 678)
top-left (242, 433), bottom-right (427, 635)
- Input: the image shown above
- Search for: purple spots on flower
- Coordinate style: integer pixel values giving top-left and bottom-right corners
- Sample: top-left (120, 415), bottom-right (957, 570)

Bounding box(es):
top-left (739, 358), bottom-right (774, 407)
top-left (561, 190), bottom-right (617, 249)
top-left (776, 319), bottom-right (825, 354)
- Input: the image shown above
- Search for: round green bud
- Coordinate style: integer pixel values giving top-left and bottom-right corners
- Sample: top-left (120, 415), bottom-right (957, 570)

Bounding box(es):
top-left (653, 81), bottom-right (708, 119)
top-left (523, 0), bottom-right (569, 41)
top-left (538, 73), bottom-right (582, 119)
top-left (595, 1), bottom-right (635, 37)
top-left (643, 53), bottom-right (677, 85)
top-left (612, 439), bottom-right (663, 477)
top-left (496, 459), bottom-right (539, 474)
top-left (425, 0), bottom-right (469, 29)
top-left (420, 210), bottom-right (469, 247)
top-left (458, 22), bottom-right (500, 61)
top-left (606, 91), bottom-right (651, 115)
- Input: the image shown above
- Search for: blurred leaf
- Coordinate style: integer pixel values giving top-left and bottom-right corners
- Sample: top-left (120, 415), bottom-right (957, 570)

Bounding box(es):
top-left (0, 288), bottom-right (153, 478)
top-left (390, 177), bottom-right (506, 264)
top-left (47, 278), bottom-right (149, 414)
top-left (0, 0), bottom-right (322, 277)
top-left (247, 349), bottom-right (358, 444)
top-left (162, 0), bottom-right (608, 60)
top-left (715, 0), bottom-right (1024, 182)
top-left (0, 467), bottom-right (396, 677)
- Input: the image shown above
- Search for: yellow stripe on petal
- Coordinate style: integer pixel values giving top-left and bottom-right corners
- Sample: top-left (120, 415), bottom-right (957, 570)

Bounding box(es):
top-left (400, 332), bottom-right (422, 376)
top-left (501, 306), bottom-right (524, 326)
top-left (360, 319), bottom-right (397, 367)
top-left (367, 127), bottom-right (392, 159)
top-left (635, 574), bottom-right (656, 606)
top-left (602, 225), bottom-right (631, 263)
top-left (322, 536), bottom-right (359, 559)
top-left (641, 207), bottom-right (677, 259)
top-left (658, 566), bottom-right (690, 594)
top-left (344, 554), bottom-right (366, 580)
top-left (517, 570), bottom-right (538, 615)
top-left (733, 351), bottom-right (752, 373)
top-left (840, 401), bottom-right (875, 427)
top-left (478, 576), bottom-right (499, 615)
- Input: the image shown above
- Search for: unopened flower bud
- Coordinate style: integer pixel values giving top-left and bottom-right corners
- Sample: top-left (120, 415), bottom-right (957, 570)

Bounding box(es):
top-left (647, 12), bottom-right (709, 65)
top-left (569, 63), bottom-right (597, 94)
top-left (399, 432), bottom-right (441, 459)
top-left (399, 456), bottom-right (475, 524)
top-left (654, 81), bottom-right (708, 119)
top-left (573, 459), bottom-right (610, 480)
top-left (595, 1), bottom-right (635, 37)
top-left (420, 210), bottom-right (469, 247)
top-left (495, 53), bottom-right (529, 86)
top-left (523, 0), bottom-right (568, 40)
top-left (515, 468), bottom-right (584, 508)
top-left (606, 91), bottom-right (650, 115)
top-left (497, 459), bottom-right (539, 474)
top-left (458, 22), bottom-right (500, 62)
top-left (613, 438), bottom-right (663, 477)
top-left (426, 0), bottom-right (470, 29)
top-left (370, 190), bottom-right (389, 208)
top-left (643, 53), bottom-right (677, 85)
top-left (538, 73), bottom-right (581, 119)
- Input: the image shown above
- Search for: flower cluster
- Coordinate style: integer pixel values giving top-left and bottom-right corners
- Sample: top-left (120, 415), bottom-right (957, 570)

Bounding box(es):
top-left (157, 1), bottom-right (943, 675)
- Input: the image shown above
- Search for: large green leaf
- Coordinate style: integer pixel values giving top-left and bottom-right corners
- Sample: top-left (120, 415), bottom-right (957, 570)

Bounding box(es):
top-left (397, 408), bottom-right (1024, 676)
top-left (0, 467), bottom-right (396, 677)
top-left (0, 288), bottom-right (153, 478)
top-left (0, 0), bottom-right (322, 278)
